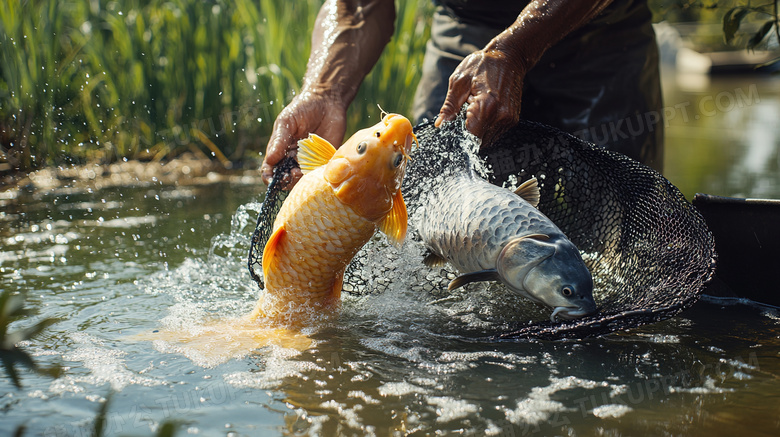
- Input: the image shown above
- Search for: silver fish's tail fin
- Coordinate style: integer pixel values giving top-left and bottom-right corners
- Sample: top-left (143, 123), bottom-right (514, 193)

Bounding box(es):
top-left (247, 157), bottom-right (296, 288)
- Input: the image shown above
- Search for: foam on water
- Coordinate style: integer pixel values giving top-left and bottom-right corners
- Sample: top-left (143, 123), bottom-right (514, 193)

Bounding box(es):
top-left (503, 376), bottom-right (604, 426)
top-left (51, 332), bottom-right (163, 394)
top-left (223, 345), bottom-right (315, 390)
top-left (438, 350), bottom-right (537, 369)
top-left (346, 390), bottom-right (381, 405)
top-left (426, 396), bottom-right (480, 422)
top-left (667, 376), bottom-right (736, 394)
top-left (591, 404), bottom-right (633, 419)
top-left (377, 381), bottom-right (430, 397)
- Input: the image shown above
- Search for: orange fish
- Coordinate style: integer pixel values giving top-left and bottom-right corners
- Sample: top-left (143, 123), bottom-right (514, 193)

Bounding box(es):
top-left (253, 113), bottom-right (417, 322)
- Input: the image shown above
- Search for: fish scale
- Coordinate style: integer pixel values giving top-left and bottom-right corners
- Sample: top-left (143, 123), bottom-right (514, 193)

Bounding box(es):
top-left (419, 172), bottom-right (562, 273)
top-left (264, 167), bottom-right (376, 304)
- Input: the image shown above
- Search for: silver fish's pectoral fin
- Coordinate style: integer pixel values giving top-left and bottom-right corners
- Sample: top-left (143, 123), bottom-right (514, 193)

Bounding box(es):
top-left (513, 177), bottom-right (540, 208)
top-left (448, 270), bottom-right (502, 291)
top-left (422, 250), bottom-right (448, 268)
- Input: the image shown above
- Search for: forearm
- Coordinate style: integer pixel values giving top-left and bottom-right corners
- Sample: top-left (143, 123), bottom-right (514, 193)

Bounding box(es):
top-left (487, 0), bottom-right (614, 73)
top-left (303, 0), bottom-right (396, 107)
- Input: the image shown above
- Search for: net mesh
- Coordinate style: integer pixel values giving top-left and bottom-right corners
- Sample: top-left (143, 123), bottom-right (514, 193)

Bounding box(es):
top-left (249, 109), bottom-right (716, 340)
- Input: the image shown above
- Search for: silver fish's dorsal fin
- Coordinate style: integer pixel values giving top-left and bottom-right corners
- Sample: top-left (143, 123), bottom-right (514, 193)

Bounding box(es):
top-left (422, 250), bottom-right (447, 268)
top-left (513, 177), bottom-right (540, 208)
top-left (297, 134), bottom-right (337, 174)
top-left (448, 269), bottom-right (501, 291)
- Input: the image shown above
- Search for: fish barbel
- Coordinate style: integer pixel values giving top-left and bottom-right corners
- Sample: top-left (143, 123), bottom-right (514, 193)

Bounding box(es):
top-left (418, 171), bottom-right (597, 321)
top-left (255, 113), bottom-right (416, 321)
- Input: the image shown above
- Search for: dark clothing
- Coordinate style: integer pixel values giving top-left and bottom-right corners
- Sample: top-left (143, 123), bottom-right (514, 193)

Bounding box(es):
top-left (412, 0), bottom-right (664, 171)
top-left (437, 0), bottom-right (536, 29)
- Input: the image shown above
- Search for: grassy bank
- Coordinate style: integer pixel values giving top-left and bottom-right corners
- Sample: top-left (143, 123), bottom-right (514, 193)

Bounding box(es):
top-left (0, 0), bottom-right (431, 171)
top-left (4, 1), bottom-right (773, 174)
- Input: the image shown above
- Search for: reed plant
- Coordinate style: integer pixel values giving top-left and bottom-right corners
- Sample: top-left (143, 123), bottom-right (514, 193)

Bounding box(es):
top-left (0, 0), bottom-right (82, 169)
top-left (68, 0), bottom-right (320, 163)
top-left (0, 0), bottom-right (431, 172)
top-left (348, 0), bottom-right (432, 129)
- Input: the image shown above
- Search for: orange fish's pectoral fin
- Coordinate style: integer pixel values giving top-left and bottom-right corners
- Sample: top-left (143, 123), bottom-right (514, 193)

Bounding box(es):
top-left (331, 268), bottom-right (345, 301)
top-left (297, 134), bottom-right (337, 174)
top-left (378, 190), bottom-right (408, 248)
top-left (262, 225), bottom-right (286, 279)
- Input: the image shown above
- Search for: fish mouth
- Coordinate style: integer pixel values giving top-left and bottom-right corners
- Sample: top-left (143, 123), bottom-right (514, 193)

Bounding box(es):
top-left (550, 305), bottom-right (597, 322)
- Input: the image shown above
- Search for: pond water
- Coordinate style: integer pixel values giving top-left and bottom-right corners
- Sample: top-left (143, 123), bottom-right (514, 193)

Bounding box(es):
top-left (663, 71), bottom-right (780, 199)
top-left (2, 72), bottom-right (780, 436)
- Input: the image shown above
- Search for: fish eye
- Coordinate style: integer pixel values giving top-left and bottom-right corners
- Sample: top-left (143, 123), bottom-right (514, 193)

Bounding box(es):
top-left (561, 287), bottom-right (573, 297)
top-left (392, 153), bottom-right (404, 168)
top-left (357, 141), bottom-right (368, 154)
top-left (375, 131), bottom-right (381, 138)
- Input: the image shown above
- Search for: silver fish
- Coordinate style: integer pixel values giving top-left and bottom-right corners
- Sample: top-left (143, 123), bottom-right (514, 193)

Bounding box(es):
top-left (418, 172), bottom-right (597, 321)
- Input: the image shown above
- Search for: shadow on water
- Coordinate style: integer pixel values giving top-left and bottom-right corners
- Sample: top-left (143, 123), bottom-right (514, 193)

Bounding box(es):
top-left (1, 73), bottom-right (779, 436)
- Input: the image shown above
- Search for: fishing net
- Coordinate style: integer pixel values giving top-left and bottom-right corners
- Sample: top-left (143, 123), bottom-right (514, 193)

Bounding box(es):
top-left (248, 108), bottom-right (716, 340)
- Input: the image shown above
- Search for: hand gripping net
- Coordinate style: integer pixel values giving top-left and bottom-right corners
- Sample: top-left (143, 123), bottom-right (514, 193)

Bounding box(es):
top-left (248, 109), bottom-right (716, 340)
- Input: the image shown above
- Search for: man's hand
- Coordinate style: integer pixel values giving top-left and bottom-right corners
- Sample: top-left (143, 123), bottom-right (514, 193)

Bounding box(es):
top-left (261, 91), bottom-right (347, 188)
top-left (434, 48), bottom-right (525, 149)
top-left (260, 0), bottom-right (395, 189)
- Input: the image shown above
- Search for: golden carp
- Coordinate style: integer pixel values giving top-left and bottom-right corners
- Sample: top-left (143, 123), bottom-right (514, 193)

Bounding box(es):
top-left (136, 114), bottom-right (416, 366)
top-left (254, 113), bottom-right (417, 322)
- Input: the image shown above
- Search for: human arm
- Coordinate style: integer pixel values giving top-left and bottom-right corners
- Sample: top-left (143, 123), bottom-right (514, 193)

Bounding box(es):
top-left (434, 0), bottom-right (614, 148)
top-left (261, 0), bottom-right (396, 187)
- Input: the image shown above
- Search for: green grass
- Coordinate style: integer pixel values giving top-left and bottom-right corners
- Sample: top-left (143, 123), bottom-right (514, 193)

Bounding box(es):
top-left (0, 291), bottom-right (62, 389)
top-left (0, 0), bottom-right (431, 171)
top-left (3, 1), bottom-right (775, 173)
top-left (348, 0), bottom-right (432, 128)
top-left (0, 0), bottom-right (80, 169)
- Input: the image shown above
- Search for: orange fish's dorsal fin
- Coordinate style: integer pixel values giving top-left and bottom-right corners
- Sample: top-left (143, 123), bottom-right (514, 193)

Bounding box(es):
top-left (262, 225), bottom-right (286, 278)
top-left (514, 177), bottom-right (540, 208)
top-left (378, 190), bottom-right (408, 248)
top-left (297, 134), bottom-right (337, 174)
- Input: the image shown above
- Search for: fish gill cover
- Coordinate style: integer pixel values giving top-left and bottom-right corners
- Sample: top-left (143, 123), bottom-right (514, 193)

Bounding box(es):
top-left (249, 107), bottom-right (716, 340)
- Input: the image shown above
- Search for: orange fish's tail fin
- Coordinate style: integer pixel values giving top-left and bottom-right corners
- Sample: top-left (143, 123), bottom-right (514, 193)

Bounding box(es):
top-left (130, 318), bottom-right (313, 367)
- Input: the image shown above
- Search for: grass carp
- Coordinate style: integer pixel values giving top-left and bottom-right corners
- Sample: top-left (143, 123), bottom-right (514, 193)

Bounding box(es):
top-left (418, 168), bottom-right (597, 321)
